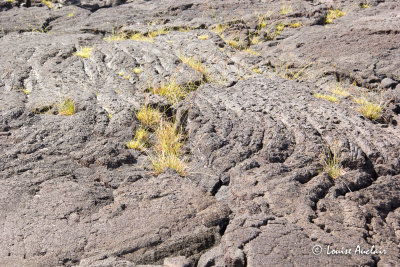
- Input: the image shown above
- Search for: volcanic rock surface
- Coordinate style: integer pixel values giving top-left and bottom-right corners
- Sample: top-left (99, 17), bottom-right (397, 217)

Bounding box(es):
top-left (1, 0), bottom-right (399, 266)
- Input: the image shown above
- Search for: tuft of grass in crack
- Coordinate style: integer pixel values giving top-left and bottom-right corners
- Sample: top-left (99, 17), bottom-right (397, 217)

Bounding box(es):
top-left (151, 121), bottom-right (186, 175)
top-left (289, 22), bottom-right (303, 28)
top-left (150, 80), bottom-right (199, 105)
top-left (74, 46), bottom-right (93, 58)
top-left (313, 93), bottom-right (339, 103)
top-left (42, 0), bottom-right (52, 8)
top-left (274, 61), bottom-right (314, 80)
top-left (58, 99), bottom-right (75, 116)
top-left (136, 105), bottom-right (163, 128)
top-left (252, 68), bottom-right (262, 74)
top-left (130, 33), bottom-right (154, 42)
top-left (118, 71), bottom-right (131, 80)
top-left (67, 11), bottom-right (75, 18)
top-left (21, 88), bottom-right (31, 95)
top-left (324, 9), bottom-right (346, 24)
top-left (280, 3), bottom-right (293, 15)
top-left (360, 1), bottom-right (370, 8)
top-left (360, 102), bottom-right (383, 120)
top-left (104, 30), bottom-right (128, 42)
top-left (322, 144), bottom-right (344, 179)
top-left (132, 67), bottom-right (143, 74)
top-left (178, 54), bottom-right (207, 75)
top-left (244, 48), bottom-right (260, 55)
top-left (198, 34), bottom-right (209, 40)
top-left (126, 127), bottom-right (149, 151)
top-left (331, 81), bottom-right (350, 97)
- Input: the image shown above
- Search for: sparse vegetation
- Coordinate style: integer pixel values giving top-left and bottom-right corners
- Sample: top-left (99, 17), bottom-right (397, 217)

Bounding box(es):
top-left (130, 33), bottom-right (154, 42)
top-left (274, 61), bottom-right (313, 80)
top-left (178, 54), bottom-right (207, 75)
top-left (331, 82), bottom-right (350, 97)
top-left (314, 93), bottom-right (339, 102)
top-left (322, 144), bottom-right (344, 179)
top-left (150, 80), bottom-right (195, 104)
top-left (73, 46), bottom-right (93, 58)
top-left (104, 30), bottom-right (128, 42)
top-left (360, 1), bottom-right (370, 8)
top-left (281, 3), bottom-right (293, 15)
top-left (289, 22), bottom-right (303, 28)
top-left (243, 48), bottom-right (260, 55)
top-left (136, 105), bottom-right (163, 128)
top-left (324, 9), bottom-right (346, 24)
top-left (42, 0), bottom-right (52, 8)
top-left (252, 68), bottom-right (262, 74)
top-left (126, 127), bottom-right (149, 151)
top-left (21, 88), bottom-right (31, 95)
top-left (67, 11), bottom-right (75, 18)
top-left (198, 35), bottom-right (209, 40)
top-left (151, 121), bottom-right (186, 175)
top-left (359, 100), bottom-right (383, 120)
top-left (132, 67), bottom-right (143, 74)
top-left (118, 71), bottom-right (131, 80)
top-left (58, 99), bottom-right (75, 116)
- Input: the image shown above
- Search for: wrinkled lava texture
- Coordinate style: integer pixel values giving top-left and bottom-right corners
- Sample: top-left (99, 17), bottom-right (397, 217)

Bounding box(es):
top-left (1, 0), bottom-right (400, 266)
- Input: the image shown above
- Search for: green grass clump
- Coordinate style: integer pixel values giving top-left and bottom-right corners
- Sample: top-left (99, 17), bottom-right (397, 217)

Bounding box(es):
top-left (313, 93), bottom-right (339, 103)
top-left (58, 99), bottom-right (75, 116)
top-left (73, 46), bottom-right (93, 58)
top-left (67, 12), bottom-right (75, 18)
top-left (322, 144), bottom-right (343, 179)
top-left (325, 9), bottom-right (346, 24)
top-left (136, 106), bottom-right (163, 128)
top-left (126, 127), bottom-right (149, 151)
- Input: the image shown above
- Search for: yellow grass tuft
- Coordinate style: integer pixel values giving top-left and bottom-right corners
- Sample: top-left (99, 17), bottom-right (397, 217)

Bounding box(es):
top-left (289, 22), bottom-right (303, 28)
top-left (178, 54), bottom-right (207, 75)
top-left (73, 46), bottom-right (93, 58)
top-left (322, 144), bottom-right (344, 179)
top-left (136, 106), bottom-right (162, 127)
top-left (150, 80), bottom-right (189, 104)
top-left (130, 33), bottom-right (154, 42)
top-left (42, 0), bottom-right (52, 8)
top-left (252, 68), bottom-right (262, 74)
top-left (198, 35), bottom-right (209, 40)
top-left (359, 101), bottom-right (383, 120)
top-left (126, 127), bottom-right (149, 151)
top-left (132, 67), bottom-right (143, 74)
top-left (151, 152), bottom-right (186, 176)
top-left (325, 9), bottom-right (346, 24)
top-left (151, 121), bottom-right (186, 175)
top-left (331, 83), bottom-right (350, 97)
top-left (313, 93), bottom-right (339, 103)
top-left (280, 4), bottom-right (293, 15)
top-left (58, 99), bottom-right (75, 116)
top-left (104, 31), bottom-right (127, 42)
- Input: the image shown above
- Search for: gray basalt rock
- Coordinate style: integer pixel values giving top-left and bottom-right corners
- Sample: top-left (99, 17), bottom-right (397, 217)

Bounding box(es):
top-left (1, 0), bottom-right (400, 266)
